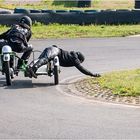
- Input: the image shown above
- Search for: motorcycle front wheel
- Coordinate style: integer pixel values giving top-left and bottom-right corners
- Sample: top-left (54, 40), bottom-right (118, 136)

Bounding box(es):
top-left (3, 61), bottom-right (12, 86)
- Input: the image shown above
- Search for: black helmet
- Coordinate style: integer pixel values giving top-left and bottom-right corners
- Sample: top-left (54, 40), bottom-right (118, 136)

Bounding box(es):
top-left (19, 16), bottom-right (32, 27)
top-left (76, 52), bottom-right (85, 63)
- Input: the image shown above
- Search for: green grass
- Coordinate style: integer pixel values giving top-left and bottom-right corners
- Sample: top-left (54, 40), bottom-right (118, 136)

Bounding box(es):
top-left (0, 0), bottom-right (134, 10)
top-left (16, 23), bottom-right (140, 38)
top-left (95, 69), bottom-right (140, 96)
top-left (1, 23), bottom-right (140, 39)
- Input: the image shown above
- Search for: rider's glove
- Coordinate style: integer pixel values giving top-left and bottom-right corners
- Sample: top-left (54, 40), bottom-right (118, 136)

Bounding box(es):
top-left (91, 73), bottom-right (101, 77)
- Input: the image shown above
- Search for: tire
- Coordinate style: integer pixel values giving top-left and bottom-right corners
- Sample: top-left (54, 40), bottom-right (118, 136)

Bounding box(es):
top-left (14, 8), bottom-right (30, 14)
top-left (0, 11), bottom-right (12, 14)
top-left (41, 10), bottom-right (56, 13)
top-left (54, 66), bottom-right (59, 85)
top-left (3, 61), bottom-right (12, 86)
top-left (30, 9), bottom-right (41, 13)
top-left (77, 0), bottom-right (91, 7)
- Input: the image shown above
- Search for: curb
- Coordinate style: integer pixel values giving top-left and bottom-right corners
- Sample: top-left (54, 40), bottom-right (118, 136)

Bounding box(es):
top-left (59, 76), bottom-right (140, 107)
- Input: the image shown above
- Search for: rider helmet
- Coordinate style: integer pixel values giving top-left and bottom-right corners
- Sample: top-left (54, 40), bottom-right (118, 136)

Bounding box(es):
top-left (19, 16), bottom-right (32, 27)
top-left (76, 52), bottom-right (85, 63)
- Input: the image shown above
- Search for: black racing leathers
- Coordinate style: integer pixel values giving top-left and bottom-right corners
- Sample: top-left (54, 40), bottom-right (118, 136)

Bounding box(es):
top-left (33, 46), bottom-right (94, 76)
top-left (0, 23), bottom-right (32, 61)
top-left (58, 49), bottom-right (94, 76)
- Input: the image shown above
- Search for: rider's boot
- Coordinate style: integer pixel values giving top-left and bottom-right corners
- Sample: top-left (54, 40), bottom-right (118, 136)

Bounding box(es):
top-left (29, 58), bottom-right (49, 78)
top-left (26, 66), bottom-right (37, 78)
top-left (16, 59), bottom-right (28, 76)
top-left (17, 45), bottom-right (32, 70)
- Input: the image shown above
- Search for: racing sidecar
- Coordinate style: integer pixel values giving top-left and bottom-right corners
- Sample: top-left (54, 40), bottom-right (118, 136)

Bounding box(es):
top-left (0, 45), bottom-right (60, 86)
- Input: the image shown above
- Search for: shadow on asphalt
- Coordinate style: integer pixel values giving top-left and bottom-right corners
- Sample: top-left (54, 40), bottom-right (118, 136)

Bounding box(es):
top-left (33, 82), bottom-right (55, 88)
top-left (0, 77), bottom-right (6, 87)
top-left (0, 76), bottom-right (72, 89)
top-left (0, 78), bottom-right (55, 89)
top-left (4, 80), bottom-right (33, 89)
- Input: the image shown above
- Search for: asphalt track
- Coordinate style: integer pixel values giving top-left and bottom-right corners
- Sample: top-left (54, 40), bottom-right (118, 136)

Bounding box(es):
top-left (0, 37), bottom-right (140, 139)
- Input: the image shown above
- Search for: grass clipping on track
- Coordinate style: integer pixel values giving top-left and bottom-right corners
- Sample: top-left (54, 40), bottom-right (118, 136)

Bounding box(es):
top-left (91, 69), bottom-right (140, 97)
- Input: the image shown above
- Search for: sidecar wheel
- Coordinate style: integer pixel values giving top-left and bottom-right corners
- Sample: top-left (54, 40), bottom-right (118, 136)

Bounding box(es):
top-left (54, 66), bottom-right (59, 85)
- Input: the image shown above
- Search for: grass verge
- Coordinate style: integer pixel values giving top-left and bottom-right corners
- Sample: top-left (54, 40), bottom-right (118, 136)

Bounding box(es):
top-left (1, 23), bottom-right (140, 39)
top-left (91, 69), bottom-right (140, 96)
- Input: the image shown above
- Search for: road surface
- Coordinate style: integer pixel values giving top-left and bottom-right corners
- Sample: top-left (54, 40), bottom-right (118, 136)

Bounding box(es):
top-left (0, 37), bottom-right (140, 139)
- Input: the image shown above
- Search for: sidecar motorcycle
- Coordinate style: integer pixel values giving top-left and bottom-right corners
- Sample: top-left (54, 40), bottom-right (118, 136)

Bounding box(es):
top-left (0, 45), bottom-right (60, 86)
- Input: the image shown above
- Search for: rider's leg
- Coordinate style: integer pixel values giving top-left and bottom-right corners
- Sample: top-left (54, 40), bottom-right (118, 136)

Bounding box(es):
top-left (21, 46), bottom-right (33, 60)
top-left (17, 45), bottom-right (33, 69)
top-left (10, 43), bottom-right (23, 69)
top-left (32, 58), bottom-right (49, 72)
top-left (31, 46), bottom-right (59, 73)
top-left (32, 46), bottom-right (59, 72)
top-left (39, 46), bottom-right (60, 60)
top-left (27, 58), bottom-right (49, 78)
top-left (29, 46), bottom-right (60, 78)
